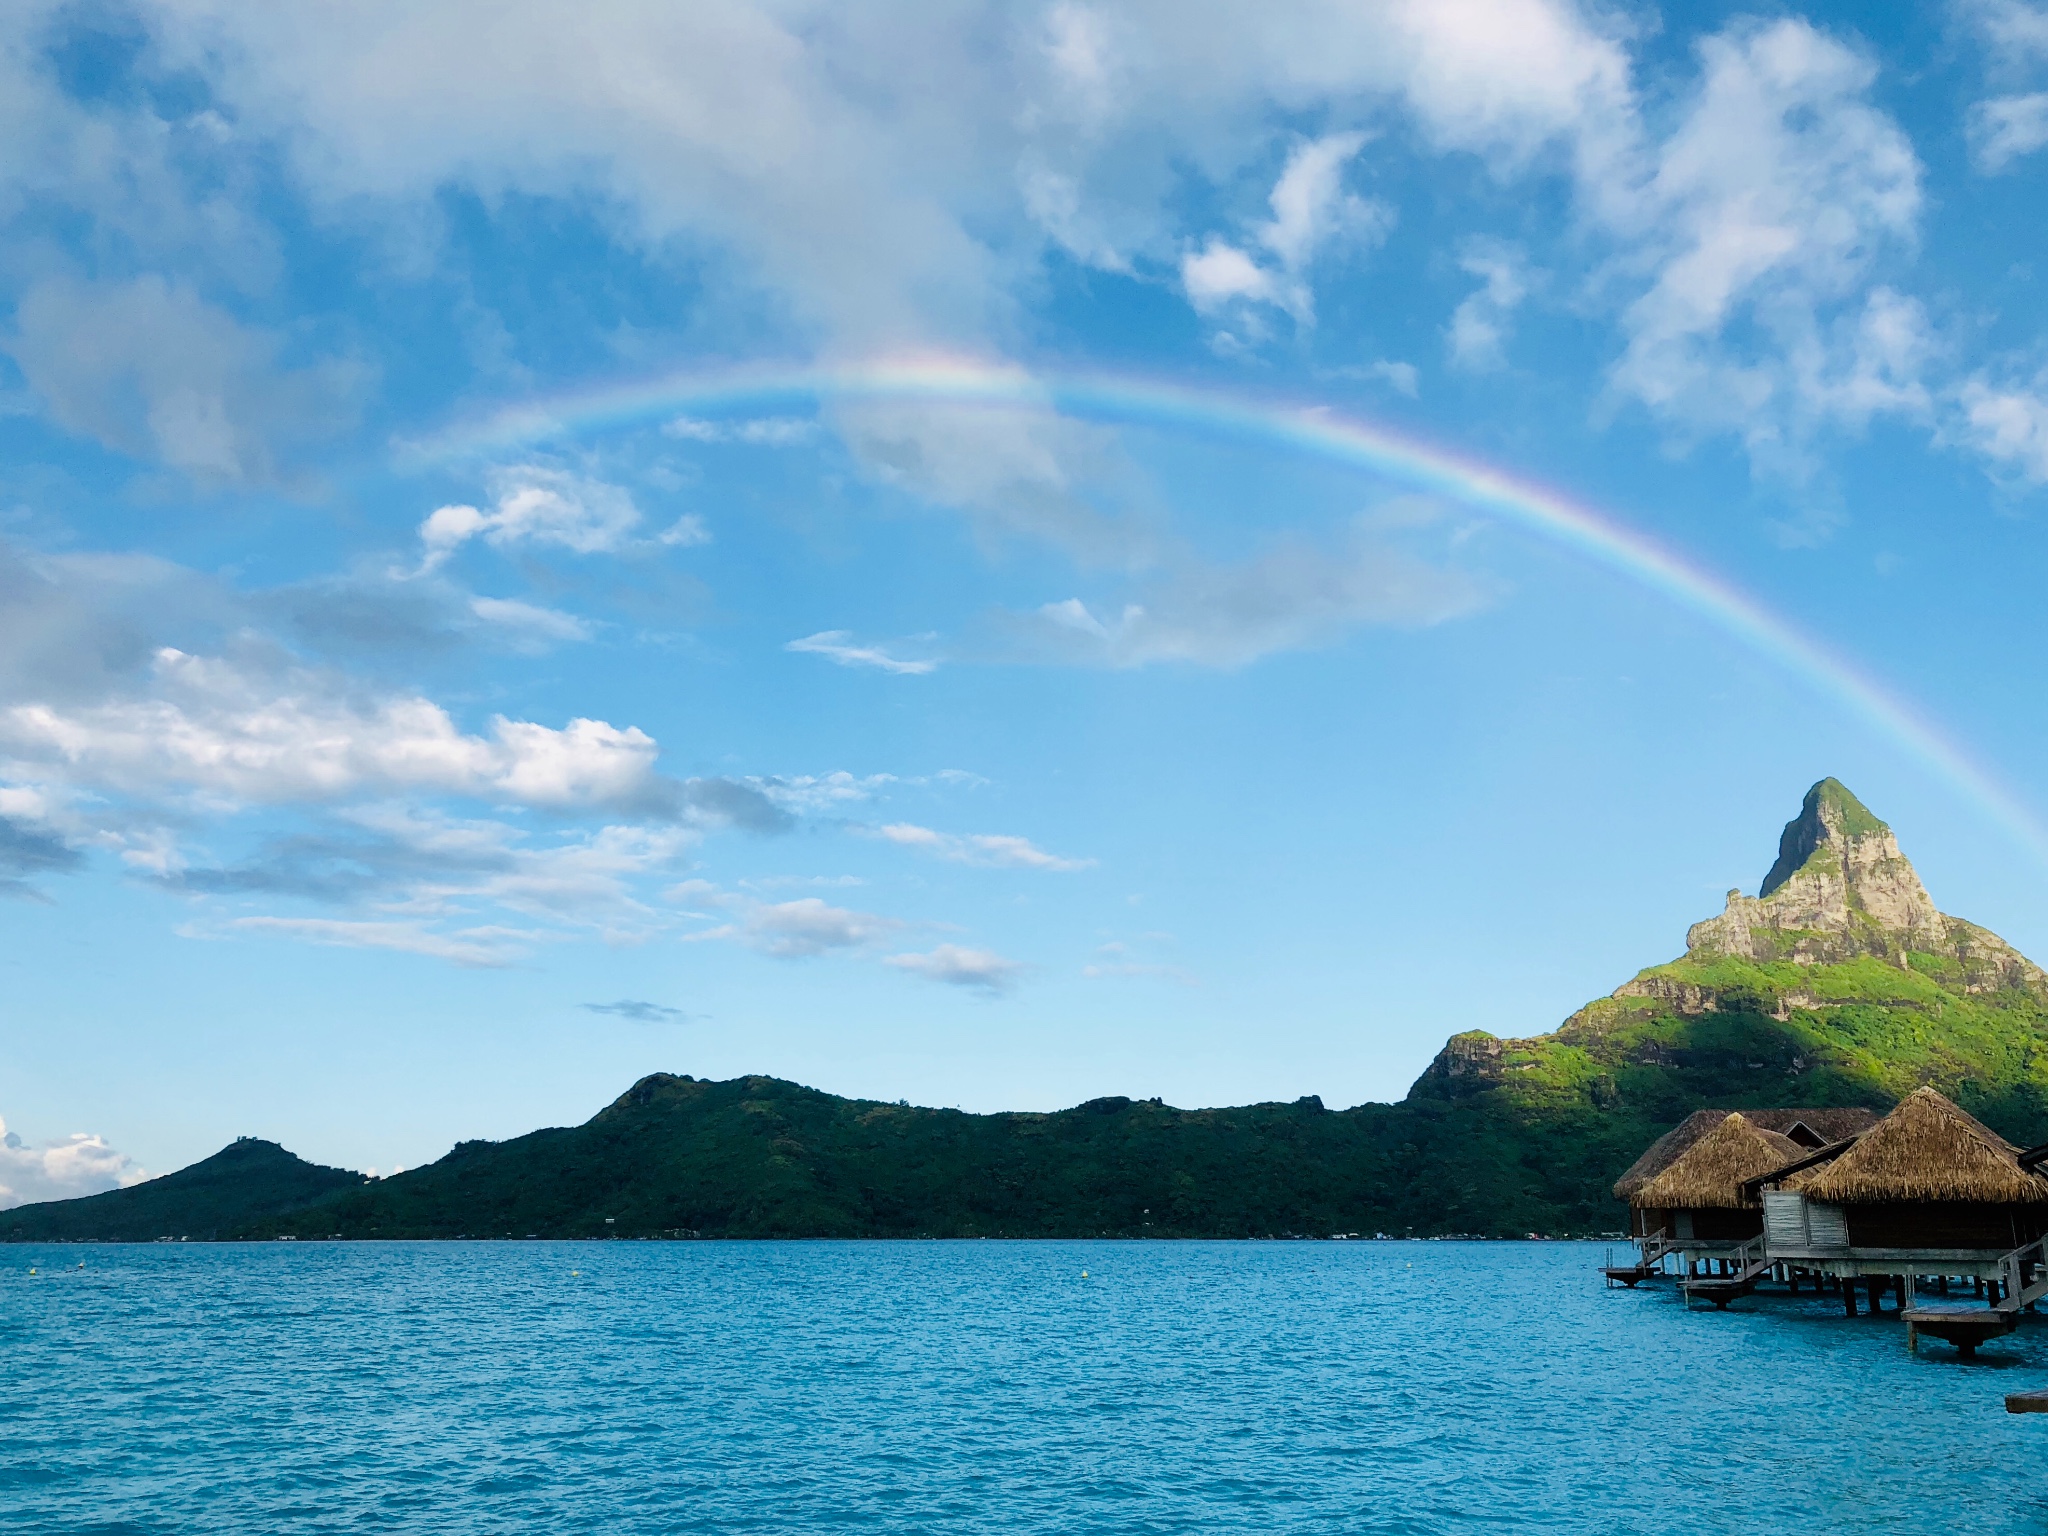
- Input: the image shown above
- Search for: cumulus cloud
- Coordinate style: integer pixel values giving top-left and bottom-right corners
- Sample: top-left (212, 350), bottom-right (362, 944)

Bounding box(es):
top-left (785, 631), bottom-right (937, 675)
top-left (1022, 0), bottom-right (1633, 276)
top-left (0, 539), bottom-right (230, 707)
top-left (884, 943), bottom-right (1024, 993)
top-left (1181, 132), bottom-right (1387, 331)
top-left (5, 273), bottom-right (367, 486)
top-left (828, 395), bottom-right (1155, 566)
top-left (0, 1113), bottom-right (144, 1210)
top-left (41, 2), bottom-right (1965, 499)
top-left (418, 466), bottom-right (643, 571)
top-left (162, 811), bottom-right (705, 961)
top-left (1017, 526), bottom-right (1485, 668)
top-left (1970, 93), bottom-right (2048, 170)
top-left (1954, 373), bottom-right (2048, 482)
top-left (0, 647), bottom-right (670, 814)
top-left (656, 514), bottom-right (713, 548)
top-left (1446, 244), bottom-right (1529, 371)
top-left (1603, 20), bottom-right (1925, 470)
top-left (698, 896), bottom-right (902, 958)
top-left (872, 823), bottom-right (1092, 871)
top-left (1961, 0), bottom-right (2048, 54)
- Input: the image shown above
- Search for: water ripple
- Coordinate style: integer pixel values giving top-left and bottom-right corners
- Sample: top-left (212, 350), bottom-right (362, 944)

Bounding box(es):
top-left (3, 1241), bottom-right (2045, 1532)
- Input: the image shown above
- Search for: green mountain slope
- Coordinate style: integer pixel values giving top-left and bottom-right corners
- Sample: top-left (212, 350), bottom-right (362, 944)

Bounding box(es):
top-left (1414, 778), bottom-right (2048, 1161)
top-left (0, 1137), bottom-right (367, 1241)
top-left (10, 779), bottom-right (2040, 1242)
top-left (250, 1073), bottom-right (1537, 1239)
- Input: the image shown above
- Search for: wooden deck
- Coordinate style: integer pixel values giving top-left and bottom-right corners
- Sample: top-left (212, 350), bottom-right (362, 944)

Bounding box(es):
top-left (1901, 1305), bottom-right (2016, 1357)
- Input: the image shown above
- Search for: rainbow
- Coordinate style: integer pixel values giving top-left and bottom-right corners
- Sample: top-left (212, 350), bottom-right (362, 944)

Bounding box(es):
top-left (410, 353), bottom-right (2048, 864)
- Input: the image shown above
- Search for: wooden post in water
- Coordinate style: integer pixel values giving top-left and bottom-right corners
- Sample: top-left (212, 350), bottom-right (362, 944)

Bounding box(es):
top-left (1843, 1280), bottom-right (1859, 1317)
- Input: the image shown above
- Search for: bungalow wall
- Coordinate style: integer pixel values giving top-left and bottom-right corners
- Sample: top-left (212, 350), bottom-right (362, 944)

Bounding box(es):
top-left (1634, 1207), bottom-right (1763, 1242)
top-left (1843, 1202), bottom-right (2043, 1250)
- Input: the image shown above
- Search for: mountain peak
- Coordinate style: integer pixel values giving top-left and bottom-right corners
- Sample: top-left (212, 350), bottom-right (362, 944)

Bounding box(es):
top-left (1675, 779), bottom-right (2039, 978)
top-left (1759, 778), bottom-right (1889, 897)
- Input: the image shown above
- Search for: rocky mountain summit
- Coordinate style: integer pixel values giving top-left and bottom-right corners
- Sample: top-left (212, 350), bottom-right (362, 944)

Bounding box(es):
top-left (1415, 779), bottom-right (2048, 1154)
top-left (1678, 778), bottom-right (2040, 987)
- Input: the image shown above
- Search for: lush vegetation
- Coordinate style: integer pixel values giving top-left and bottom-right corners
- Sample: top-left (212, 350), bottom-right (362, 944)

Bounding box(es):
top-left (11, 950), bottom-right (2047, 1244)
top-left (13, 779), bottom-right (2048, 1243)
top-left (0, 1137), bottom-right (365, 1242)
top-left (218, 1070), bottom-right (1656, 1241)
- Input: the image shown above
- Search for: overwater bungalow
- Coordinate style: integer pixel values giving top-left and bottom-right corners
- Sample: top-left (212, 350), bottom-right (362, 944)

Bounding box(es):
top-left (1755, 1088), bottom-right (2048, 1310)
top-left (1607, 1107), bottom-right (1877, 1284)
top-left (1631, 1113), bottom-right (1801, 1257)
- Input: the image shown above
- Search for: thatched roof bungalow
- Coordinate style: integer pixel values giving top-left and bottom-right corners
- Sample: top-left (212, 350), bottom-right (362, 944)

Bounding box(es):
top-left (1626, 1113), bottom-right (1803, 1244)
top-left (1613, 1106), bottom-right (1878, 1238)
top-left (1769, 1087), bottom-right (2048, 1252)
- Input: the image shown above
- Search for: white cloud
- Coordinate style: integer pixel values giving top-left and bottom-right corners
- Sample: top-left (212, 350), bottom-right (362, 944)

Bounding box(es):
top-left (656, 514), bottom-right (713, 548)
top-left (469, 596), bottom-right (593, 646)
top-left (162, 808), bottom-right (703, 958)
top-left (1368, 360), bottom-right (1420, 396)
top-left (1955, 374), bottom-right (2048, 481)
top-left (873, 822), bottom-right (1092, 871)
top-left (1, 647), bottom-right (667, 813)
top-left (1021, 526), bottom-right (1485, 668)
top-left (1021, 0), bottom-right (1634, 278)
top-left (1959, 0), bottom-right (2048, 59)
top-left (752, 770), bottom-right (898, 814)
top-left (1180, 131), bottom-right (1385, 329)
top-left (1446, 244), bottom-right (1529, 371)
top-left (0, 1113), bottom-right (145, 1210)
top-left (226, 915), bottom-right (532, 967)
top-left (5, 273), bottom-right (367, 486)
top-left (705, 896), bottom-right (902, 958)
top-left (1970, 92), bottom-right (2048, 170)
top-left (1603, 20), bottom-right (1924, 468)
top-left (1182, 239), bottom-right (1279, 311)
top-left (785, 631), bottom-right (937, 675)
top-left (885, 943), bottom-right (1024, 993)
top-left (418, 466), bottom-right (642, 570)
top-left (664, 415), bottom-right (815, 445)
top-left (828, 395), bottom-right (1155, 566)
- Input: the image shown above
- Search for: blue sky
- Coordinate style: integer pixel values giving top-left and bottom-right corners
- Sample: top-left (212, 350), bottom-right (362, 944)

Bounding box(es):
top-left (8, 0), bottom-right (2048, 1198)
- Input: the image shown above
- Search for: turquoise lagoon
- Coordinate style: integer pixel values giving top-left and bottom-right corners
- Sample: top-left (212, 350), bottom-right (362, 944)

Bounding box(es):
top-left (4, 1240), bottom-right (2044, 1532)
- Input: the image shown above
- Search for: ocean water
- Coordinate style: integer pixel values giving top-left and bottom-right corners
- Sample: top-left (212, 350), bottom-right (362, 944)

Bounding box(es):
top-left (4, 1240), bottom-right (2046, 1533)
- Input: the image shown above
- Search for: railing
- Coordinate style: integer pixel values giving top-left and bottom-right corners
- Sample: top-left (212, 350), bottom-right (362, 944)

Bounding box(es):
top-left (1997, 1236), bottom-right (2048, 1315)
top-left (1638, 1234), bottom-right (1680, 1268)
top-left (1681, 1234), bottom-right (1772, 1297)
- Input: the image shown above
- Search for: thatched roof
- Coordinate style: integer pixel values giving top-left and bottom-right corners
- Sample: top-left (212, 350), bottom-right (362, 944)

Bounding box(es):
top-left (1612, 1106), bottom-right (1878, 1200)
top-left (1797, 1087), bottom-right (2048, 1205)
top-left (1632, 1114), bottom-right (1803, 1210)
